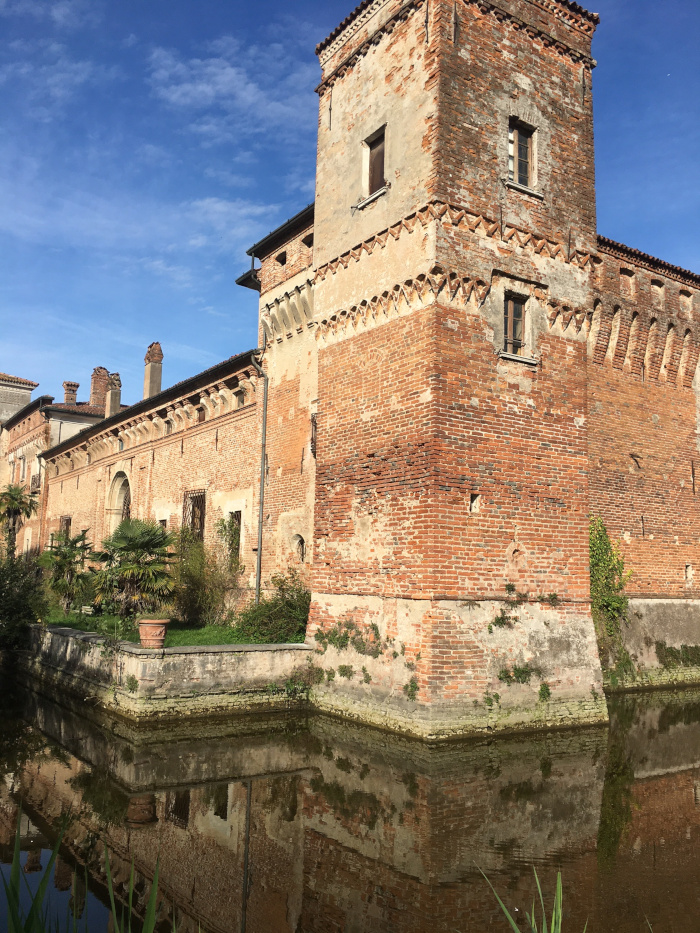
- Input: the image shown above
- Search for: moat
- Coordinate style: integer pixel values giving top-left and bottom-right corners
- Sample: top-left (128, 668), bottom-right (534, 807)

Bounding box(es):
top-left (1, 681), bottom-right (699, 932)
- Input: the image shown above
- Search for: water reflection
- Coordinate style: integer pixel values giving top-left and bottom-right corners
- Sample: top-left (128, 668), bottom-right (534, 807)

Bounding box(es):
top-left (1, 686), bottom-right (699, 931)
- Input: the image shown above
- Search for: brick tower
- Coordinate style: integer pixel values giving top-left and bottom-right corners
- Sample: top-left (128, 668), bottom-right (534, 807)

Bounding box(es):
top-left (251, 0), bottom-right (608, 737)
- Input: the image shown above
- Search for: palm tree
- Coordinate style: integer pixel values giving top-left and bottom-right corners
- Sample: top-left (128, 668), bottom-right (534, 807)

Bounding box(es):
top-left (39, 529), bottom-right (92, 612)
top-left (92, 519), bottom-right (175, 620)
top-left (0, 484), bottom-right (39, 555)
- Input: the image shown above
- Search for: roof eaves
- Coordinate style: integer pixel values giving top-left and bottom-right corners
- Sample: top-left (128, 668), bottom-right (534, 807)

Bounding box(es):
top-left (246, 204), bottom-right (314, 260)
top-left (315, 0), bottom-right (598, 55)
top-left (41, 349), bottom-right (258, 461)
top-left (2, 396), bottom-right (55, 432)
top-left (0, 373), bottom-right (40, 388)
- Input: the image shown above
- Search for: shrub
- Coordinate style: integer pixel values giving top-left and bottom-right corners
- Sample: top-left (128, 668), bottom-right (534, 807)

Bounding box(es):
top-left (172, 523), bottom-right (244, 627)
top-left (234, 569), bottom-right (311, 644)
top-left (39, 529), bottom-right (92, 612)
top-left (0, 553), bottom-right (46, 649)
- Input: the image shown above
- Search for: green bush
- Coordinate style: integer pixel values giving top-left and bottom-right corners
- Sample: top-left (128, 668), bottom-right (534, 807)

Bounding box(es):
top-left (0, 554), bottom-right (46, 648)
top-left (39, 529), bottom-right (92, 612)
top-left (172, 522), bottom-right (243, 627)
top-left (234, 569), bottom-right (310, 644)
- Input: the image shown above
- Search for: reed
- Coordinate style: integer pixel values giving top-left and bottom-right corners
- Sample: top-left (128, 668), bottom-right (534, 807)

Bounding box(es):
top-left (482, 866), bottom-right (587, 933)
top-left (0, 812), bottom-right (164, 933)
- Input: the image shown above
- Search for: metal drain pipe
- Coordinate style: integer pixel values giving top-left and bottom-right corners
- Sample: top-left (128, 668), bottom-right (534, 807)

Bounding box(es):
top-left (250, 352), bottom-right (268, 604)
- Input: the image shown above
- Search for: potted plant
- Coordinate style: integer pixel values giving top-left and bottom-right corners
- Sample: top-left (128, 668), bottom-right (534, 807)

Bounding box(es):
top-left (93, 519), bottom-right (175, 649)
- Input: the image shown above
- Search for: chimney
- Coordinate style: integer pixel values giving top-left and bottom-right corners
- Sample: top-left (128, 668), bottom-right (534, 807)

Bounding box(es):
top-left (105, 373), bottom-right (122, 418)
top-left (90, 366), bottom-right (109, 410)
top-left (62, 381), bottom-right (79, 406)
top-left (143, 342), bottom-right (164, 400)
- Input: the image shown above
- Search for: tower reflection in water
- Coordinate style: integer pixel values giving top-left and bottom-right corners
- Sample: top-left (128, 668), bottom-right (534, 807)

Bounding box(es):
top-left (1, 688), bottom-right (699, 932)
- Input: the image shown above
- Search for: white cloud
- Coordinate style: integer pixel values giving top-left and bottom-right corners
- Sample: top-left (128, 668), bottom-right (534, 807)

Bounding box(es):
top-left (147, 35), bottom-right (319, 146)
top-left (0, 39), bottom-right (116, 113)
top-left (0, 0), bottom-right (102, 29)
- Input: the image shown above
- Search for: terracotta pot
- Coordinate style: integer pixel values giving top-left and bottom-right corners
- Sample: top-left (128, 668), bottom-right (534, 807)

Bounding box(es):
top-left (138, 619), bottom-right (169, 649)
top-left (125, 793), bottom-right (158, 829)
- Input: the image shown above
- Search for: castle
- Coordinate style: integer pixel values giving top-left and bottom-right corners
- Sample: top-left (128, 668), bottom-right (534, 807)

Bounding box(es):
top-left (3, 0), bottom-right (700, 738)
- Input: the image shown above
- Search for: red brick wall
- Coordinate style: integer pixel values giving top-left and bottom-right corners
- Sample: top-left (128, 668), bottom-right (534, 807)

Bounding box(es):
top-left (431, 0), bottom-right (597, 253)
top-left (588, 251), bottom-right (700, 598)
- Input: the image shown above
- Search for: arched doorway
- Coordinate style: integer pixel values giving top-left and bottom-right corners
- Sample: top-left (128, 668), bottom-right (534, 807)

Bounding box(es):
top-left (107, 472), bottom-right (131, 533)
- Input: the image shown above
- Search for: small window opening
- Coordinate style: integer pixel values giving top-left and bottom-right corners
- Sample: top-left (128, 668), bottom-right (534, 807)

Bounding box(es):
top-left (59, 516), bottom-right (72, 537)
top-left (310, 413), bottom-right (317, 458)
top-left (118, 438), bottom-right (124, 452)
top-left (302, 233), bottom-right (314, 249)
top-left (159, 519), bottom-right (167, 529)
top-left (469, 493), bottom-right (481, 513)
top-left (165, 790), bottom-right (190, 828)
top-left (276, 251), bottom-right (287, 266)
top-left (293, 534), bottom-right (306, 564)
top-left (508, 120), bottom-right (534, 188)
top-left (197, 407), bottom-right (206, 424)
top-left (686, 564), bottom-right (694, 584)
top-left (368, 129), bottom-right (386, 196)
top-left (504, 296), bottom-right (525, 355)
top-left (165, 421), bottom-right (173, 436)
top-left (235, 391), bottom-right (245, 409)
top-left (211, 784), bottom-right (229, 821)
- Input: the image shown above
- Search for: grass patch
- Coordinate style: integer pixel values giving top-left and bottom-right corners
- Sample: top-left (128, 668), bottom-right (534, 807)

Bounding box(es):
top-left (45, 611), bottom-right (295, 648)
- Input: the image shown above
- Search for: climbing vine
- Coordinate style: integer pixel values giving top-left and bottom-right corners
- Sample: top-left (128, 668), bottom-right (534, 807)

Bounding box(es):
top-left (589, 516), bottom-right (634, 683)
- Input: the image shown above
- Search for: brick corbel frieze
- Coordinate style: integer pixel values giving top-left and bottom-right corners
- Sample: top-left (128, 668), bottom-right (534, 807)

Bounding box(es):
top-left (316, 0), bottom-right (594, 95)
top-left (317, 0), bottom-right (425, 93)
top-left (316, 264), bottom-right (491, 345)
top-left (314, 200), bottom-right (599, 284)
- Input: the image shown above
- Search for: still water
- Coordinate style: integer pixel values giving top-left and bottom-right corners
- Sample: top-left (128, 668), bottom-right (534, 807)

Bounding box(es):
top-left (0, 683), bottom-right (699, 932)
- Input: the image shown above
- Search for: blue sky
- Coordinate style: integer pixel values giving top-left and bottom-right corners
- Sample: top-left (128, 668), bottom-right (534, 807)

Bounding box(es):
top-left (1, 0), bottom-right (698, 405)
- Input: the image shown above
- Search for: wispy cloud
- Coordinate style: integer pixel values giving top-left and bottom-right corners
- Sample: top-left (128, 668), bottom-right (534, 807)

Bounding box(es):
top-left (0, 0), bottom-right (102, 29)
top-left (148, 34), bottom-right (318, 147)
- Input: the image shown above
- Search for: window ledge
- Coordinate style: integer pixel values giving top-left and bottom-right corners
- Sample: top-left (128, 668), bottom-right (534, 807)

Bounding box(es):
top-left (505, 181), bottom-right (544, 201)
top-left (352, 184), bottom-right (391, 212)
top-left (498, 350), bottom-right (540, 367)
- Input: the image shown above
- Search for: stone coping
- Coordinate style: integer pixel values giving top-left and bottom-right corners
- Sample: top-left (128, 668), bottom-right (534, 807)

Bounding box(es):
top-left (43, 625), bottom-right (314, 658)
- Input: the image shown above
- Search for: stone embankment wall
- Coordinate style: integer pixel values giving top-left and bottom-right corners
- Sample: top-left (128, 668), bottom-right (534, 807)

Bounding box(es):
top-left (15, 625), bottom-right (314, 721)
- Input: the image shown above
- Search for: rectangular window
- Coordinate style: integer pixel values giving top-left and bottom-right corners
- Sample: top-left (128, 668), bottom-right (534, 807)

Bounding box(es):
top-left (509, 121), bottom-right (534, 188)
top-left (504, 296), bottom-right (526, 356)
top-left (165, 790), bottom-right (190, 828)
top-left (368, 130), bottom-right (385, 196)
top-left (183, 490), bottom-right (206, 541)
top-left (59, 516), bottom-right (72, 537)
top-left (229, 511), bottom-right (242, 563)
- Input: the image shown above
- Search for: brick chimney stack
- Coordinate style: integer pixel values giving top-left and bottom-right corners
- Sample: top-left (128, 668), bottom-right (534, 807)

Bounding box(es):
top-left (105, 373), bottom-right (122, 418)
top-left (143, 342), bottom-right (163, 400)
top-left (90, 367), bottom-right (109, 410)
top-left (62, 381), bottom-right (79, 406)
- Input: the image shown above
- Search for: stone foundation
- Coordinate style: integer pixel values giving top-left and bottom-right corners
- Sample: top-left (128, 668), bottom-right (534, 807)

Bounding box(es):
top-left (14, 626), bottom-right (314, 721)
top-left (605, 598), bottom-right (700, 692)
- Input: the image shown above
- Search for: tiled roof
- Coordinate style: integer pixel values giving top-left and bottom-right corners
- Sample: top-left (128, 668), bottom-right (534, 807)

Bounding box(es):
top-left (316, 0), bottom-right (599, 54)
top-left (47, 403), bottom-right (107, 417)
top-left (598, 236), bottom-right (700, 287)
top-left (0, 373), bottom-right (39, 388)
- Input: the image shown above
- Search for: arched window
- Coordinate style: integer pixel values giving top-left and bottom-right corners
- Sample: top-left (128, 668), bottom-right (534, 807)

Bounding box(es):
top-left (292, 534), bottom-right (306, 564)
top-left (107, 472), bottom-right (131, 532)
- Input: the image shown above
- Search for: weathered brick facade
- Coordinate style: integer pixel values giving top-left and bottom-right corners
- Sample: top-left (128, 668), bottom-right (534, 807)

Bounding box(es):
top-left (9, 0), bottom-right (698, 737)
top-left (249, 0), bottom-right (698, 735)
